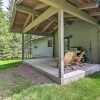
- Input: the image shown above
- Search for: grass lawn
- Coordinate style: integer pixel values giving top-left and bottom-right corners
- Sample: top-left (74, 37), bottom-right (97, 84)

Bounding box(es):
top-left (0, 59), bottom-right (21, 71)
top-left (10, 72), bottom-right (100, 100)
top-left (0, 60), bottom-right (100, 100)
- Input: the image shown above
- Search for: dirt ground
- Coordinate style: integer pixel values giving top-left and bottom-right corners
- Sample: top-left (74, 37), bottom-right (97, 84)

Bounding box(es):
top-left (0, 64), bottom-right (53, 99)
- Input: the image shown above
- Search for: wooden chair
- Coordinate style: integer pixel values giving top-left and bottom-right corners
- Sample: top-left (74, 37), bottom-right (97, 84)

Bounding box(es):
top-left (64, 51), bottom-right (74, 70)
top-left (72, 51), bottom-right (86, 66)
top-left (56, 51), bottom-right (74, 70)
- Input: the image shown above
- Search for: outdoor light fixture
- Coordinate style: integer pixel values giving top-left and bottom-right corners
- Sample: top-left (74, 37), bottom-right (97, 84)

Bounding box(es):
top-left (69, 34), bottom-right (72, 38)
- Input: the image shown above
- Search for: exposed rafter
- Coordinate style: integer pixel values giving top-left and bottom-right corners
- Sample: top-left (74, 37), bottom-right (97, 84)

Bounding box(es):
top-left (49, 25), bottom-right (58, 34)
top-left (79, 3), bottom-right (98, 10)
top-left (64, 14), bottom-right (73, 18)
top-left (65, 12), bottom-right (100, 18)
top-left (15, 5), bottom-right (58, 22)
top-left (90, 12), bottom-right (100, 16)
top-left (33, 25), bottom-right (39, 31)
top-left (23, 7), bottom-right (58, 33)
top-left (16, 0), bottom-right (23, 4)
top-left (16, 5), bottom-right (35, 15)
top-left (42, 20), bottom-right (54, 33)
top-left (75, 0), bottom-right (84, 4)
top-left (39, 0), bottom-right (98, 26)
top-left (23, 14), bottom-right (32, 28)
top-left (34, 3), bottom-right (48, 10)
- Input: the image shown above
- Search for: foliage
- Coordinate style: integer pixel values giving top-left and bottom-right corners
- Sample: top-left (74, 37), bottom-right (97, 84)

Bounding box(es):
top-left (8, 72), bottom-right (100, 100)
top-left (0, 0), bottom-right (22, 60)
top-left (0, 59), bottom-right (100, 100)
top-left (0, 59), bottom-right (21, 71)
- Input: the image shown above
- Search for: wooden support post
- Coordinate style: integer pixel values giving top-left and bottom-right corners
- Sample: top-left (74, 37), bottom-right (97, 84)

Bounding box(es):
top-left (58, 9), bottom-right (64, 78)
top-left (30, 35), bottom-right (31, 58)
top-left (53, 35), bottom-right (55, 58)
top-left (98, 26), bottom-right (100, 63)
top-left (22, 33), bottom-right (24, 60)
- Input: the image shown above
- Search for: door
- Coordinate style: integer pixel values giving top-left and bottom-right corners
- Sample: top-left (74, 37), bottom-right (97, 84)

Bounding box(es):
top-left (64, 38), bottom-right (70, 54)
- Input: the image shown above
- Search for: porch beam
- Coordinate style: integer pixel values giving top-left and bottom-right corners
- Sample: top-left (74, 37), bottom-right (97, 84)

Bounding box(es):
top-left (16, 0), bottom-right (23, 4)
top-left (23, 7), bottom-right (58, 33)
top-left (58, 9), bottom-right (64, 78)
top-left (10, 28), bottom-right (23, 33)
top-left (28, 31), bottom-right (53, 37)
top-left (79, 3), bottom-right (98, 10)
top-left (34, 3), bottom-right (48, 10)
top-left (10, 6), bottom-right (16, 29)
top-left (10, 28), bottom-right (53, 36)
top-left (39, 0), bottom-right (98, 26)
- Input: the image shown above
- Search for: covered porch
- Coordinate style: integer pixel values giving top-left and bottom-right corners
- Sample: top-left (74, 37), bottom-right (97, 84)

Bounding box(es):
top-left (10, 0), bottom-right (100, 84)
top-left (23, 58), bottom-right (100, 84)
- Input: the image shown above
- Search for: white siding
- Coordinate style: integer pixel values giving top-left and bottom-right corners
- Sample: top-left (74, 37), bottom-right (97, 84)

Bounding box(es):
top-left (32, 37), bottom-right (53, 57)
top-left (55, 21), bottom-right (99, 63)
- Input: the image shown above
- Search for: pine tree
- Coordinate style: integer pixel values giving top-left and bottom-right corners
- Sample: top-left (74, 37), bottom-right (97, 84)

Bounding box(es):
top-left (6, 0), bottom-right (14, 20)
top-left (0, 0), bottom-right (22, 60)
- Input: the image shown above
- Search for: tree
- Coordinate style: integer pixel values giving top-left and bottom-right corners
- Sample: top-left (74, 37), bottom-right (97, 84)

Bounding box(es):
top-left (6, 0), bottom-right (14, 20)
top-left (0, 0), bottom-right (22, 60)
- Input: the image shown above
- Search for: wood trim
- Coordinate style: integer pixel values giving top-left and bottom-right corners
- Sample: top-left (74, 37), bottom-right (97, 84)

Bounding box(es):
top-left (39, 0), bottom-right (98, 26)
top-left (10, 6), bottom-right (16, 29)
top-left (79, 3), bottom-right (98, 10)
top-left (34, 3), bottom-right (48, 10)
top-left (23, 7), bottom-right (58, 33)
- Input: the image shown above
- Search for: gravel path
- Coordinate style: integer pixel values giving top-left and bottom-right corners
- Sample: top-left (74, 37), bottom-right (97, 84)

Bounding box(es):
top-left (0, 64), bottom-right (54, 99)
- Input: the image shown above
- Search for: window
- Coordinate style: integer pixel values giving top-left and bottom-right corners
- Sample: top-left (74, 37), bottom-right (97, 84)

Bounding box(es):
top-left (34, 43), bottom-right (38, 48)
top-left (48, 40), bottom-right (52, 47)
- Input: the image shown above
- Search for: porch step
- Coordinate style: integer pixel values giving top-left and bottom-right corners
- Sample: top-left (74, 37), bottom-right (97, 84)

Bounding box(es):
top-left (63, 64), bottom-right (100, 84)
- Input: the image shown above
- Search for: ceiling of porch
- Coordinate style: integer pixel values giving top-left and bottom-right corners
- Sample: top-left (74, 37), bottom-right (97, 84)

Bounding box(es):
top-left (10, 0), bottom-right (100, 36)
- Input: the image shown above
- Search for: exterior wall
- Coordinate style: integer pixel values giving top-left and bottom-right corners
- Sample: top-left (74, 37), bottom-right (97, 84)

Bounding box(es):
top-left (32, 37), bottom-right (53, 57)
top-left (54, 21), bottom-right (99, 63)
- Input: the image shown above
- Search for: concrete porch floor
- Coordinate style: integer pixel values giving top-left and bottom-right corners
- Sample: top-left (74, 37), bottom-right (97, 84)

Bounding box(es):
top-left (23, 58), bottom-right (100, 84)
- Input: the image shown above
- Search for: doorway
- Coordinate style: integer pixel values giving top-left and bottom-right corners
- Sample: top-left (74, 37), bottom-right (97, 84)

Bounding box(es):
top-left (64, 37), bottom-right (70, 54)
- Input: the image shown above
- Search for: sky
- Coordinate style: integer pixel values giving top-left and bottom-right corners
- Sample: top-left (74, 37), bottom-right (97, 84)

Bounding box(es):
top-left (2, 0), bottom-right (9, 11)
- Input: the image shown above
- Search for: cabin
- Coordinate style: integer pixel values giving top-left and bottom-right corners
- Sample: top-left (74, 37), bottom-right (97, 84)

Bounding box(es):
top-left (10, 0), bottom-right (100, 84)
top-left (31, 36), bottom-right (53, 58)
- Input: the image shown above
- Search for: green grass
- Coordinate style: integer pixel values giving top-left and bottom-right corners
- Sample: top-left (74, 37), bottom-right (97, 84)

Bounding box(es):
top-left (0, 60), bottom-right (100, 100)
top-left (0, 59), bottom-right (21, 71)
top-left (9, 72), bottom-right (100, 100)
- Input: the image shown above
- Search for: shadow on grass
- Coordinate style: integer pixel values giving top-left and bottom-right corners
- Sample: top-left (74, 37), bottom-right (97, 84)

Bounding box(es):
top-left (87, 72), bottom-right (100, 79)
top-left (0, 61), bottom-right (21, 71)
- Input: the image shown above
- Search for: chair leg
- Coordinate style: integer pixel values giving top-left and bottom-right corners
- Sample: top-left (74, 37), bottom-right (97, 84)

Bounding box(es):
top-left (69, 65), bottom-right (74, 70)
